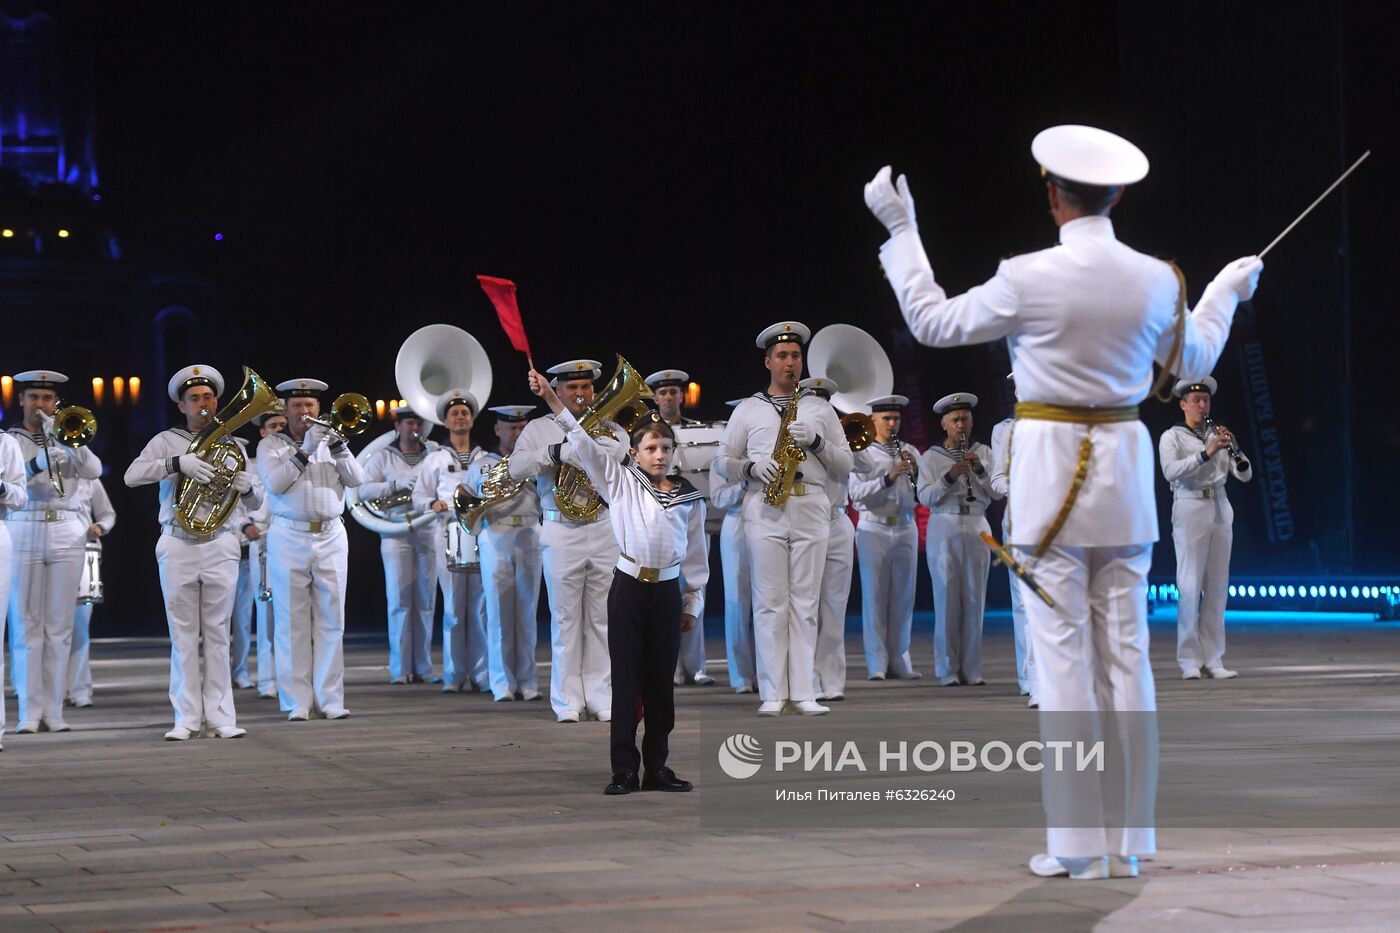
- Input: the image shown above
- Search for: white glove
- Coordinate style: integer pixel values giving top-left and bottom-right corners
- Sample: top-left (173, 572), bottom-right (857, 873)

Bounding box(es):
top-left (394, 475), bottom-right (418, 493)
top-left (863, 165), bottom-right (918, 238)
top-left (1212, 256), bottom-right (1264, 302)
top-left (30, 447), bottom-right (50, 473)
top-left (232, 470), bottom-right (254, 494)
top-left (787, 422), bottom-right (815, 447)
top-left (746, 456), bottom-right (781, 484)
top-left (39, 411), bottom-right (56, 438)
top-left (177, 453), bottom-right (216, 485)
top-left (559, 440), bottom-right (582, 467)
top-left (300, 423), bottom-right (329, 454)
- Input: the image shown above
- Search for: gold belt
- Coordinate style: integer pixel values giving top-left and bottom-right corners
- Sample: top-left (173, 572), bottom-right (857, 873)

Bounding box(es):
top-left (1011, 402), bottom-right (1139, 558)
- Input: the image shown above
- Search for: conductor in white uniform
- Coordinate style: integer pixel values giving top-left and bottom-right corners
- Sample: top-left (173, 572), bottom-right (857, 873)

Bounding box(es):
top-left (866, 125), bottom-right (1262, 879)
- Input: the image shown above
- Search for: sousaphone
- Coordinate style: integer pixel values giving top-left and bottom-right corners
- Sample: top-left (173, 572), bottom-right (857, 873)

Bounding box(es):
top-left (807, 323), bottom-right (893, 450)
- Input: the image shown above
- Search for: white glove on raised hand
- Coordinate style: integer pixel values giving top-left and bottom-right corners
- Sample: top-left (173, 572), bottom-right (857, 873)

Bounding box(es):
top-left (232, 470), bottom-right (254, 494)
top-left (863, 165), bottom-right (918, 238)
top-left (39, 411), bottom-right (56, 437)
top-left (746, 456), bottom-right (781, 484)
top-left (177, 453), bottom-right (216, 485)
top-left (786, 421), bottom-right (815, 448)
top-left (559, 440), bottom-right (582, 467)
top-left (300, 423), bottom-right (329, 454)
top-left (1212, 256), bottom-right (1264, 302)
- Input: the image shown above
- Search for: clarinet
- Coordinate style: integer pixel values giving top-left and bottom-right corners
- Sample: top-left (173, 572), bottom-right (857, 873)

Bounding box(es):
top-left (1204, 416), bottom-right (1250, 470)
top-left (958, 431), bottom-right (976, 502)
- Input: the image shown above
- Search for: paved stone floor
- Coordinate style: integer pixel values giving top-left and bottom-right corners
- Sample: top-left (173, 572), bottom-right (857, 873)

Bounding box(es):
top-left (3, 611), bottom-right (1399, 932)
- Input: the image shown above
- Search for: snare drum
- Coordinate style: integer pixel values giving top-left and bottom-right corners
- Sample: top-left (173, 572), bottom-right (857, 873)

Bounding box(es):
top-left (672, 420), bottom-right (726, 535)
top-left (445, 517), bottom-right (480, 573)
top-left (78, 542), bottom-right (104, 605)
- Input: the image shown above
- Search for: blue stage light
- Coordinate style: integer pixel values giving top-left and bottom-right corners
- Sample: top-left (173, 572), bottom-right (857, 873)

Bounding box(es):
top-left (1228, 585), bottom-right (1237, 597)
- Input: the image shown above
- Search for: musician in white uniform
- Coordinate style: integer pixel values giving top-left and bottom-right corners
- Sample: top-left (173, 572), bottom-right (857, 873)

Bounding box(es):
top-left (361, 405), bottom-right (442, 685)
top-left (917, 393), bottom-right (1001, 686)
top-left (713, 399), bottom-right (755, 693)
top-left (1159, 377), bottom-right (1252, 680)
top-left (646, 368), bottom-right (716, 687)
top-left (125, 365), bottom-right (261, 740)
top-left (413, 390), bottom-right (489, 693)
top-left (7, 370), bottom-right (103, 735)
top-left (258, 377), bottom-right (364, 721)
top-left (66, 475), bottom-right (115, 709)
top-left (464, 404), bottom-right (543, 702)
top-left (849, 394), bottom-right (921, 681)
top-left (798, 376), bottom-right (855, 702)
top-left (991, 373), bottom-right (1037, 705)
top-left (0, 428), bottom-right (27, 745)
top-left (866, 125), bottom-right (1261, 879)
top-left (716, 323), bottom-right (853, 716)
top-left (508, 360), bottom-right (627, 723)
top-left (249, 410), bottom-right (286, 699)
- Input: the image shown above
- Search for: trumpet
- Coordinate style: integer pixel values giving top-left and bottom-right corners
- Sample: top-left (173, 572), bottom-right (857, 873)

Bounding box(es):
top-left (41, 404), bottom-right (97, 497)
top-left (303, 392), bottom-right (372, 438)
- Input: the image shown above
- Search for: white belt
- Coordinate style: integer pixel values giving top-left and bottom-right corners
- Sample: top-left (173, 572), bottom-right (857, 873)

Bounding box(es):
top-left (6, 509), bottom-right (79, 523)
top-left (162, 523), bottom-right (230, 542)
top-left (1175, 487), bottom-right (1224, 500)
top-left (616, 553), bottom-right (680, 583)
top-left (272, 515), bottom-right (343, 534)
top-left (484, 514), bottom-right (536, 528)
top-left (930, 504), bottom-right (983, 517)
top-left (542, 509), bottom-right (603, 524)
top-left (865, 513), bottom-right (914, 527)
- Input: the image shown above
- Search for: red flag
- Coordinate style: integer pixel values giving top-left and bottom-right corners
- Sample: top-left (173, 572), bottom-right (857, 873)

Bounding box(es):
top-left (477, 275), bottom-right (532, 359)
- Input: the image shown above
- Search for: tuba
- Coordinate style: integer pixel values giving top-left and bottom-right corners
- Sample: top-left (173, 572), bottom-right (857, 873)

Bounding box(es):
top-left (552, 355), bottom-right (654, 522)
top-left (175, 367), bottom-right (283, 536)
top-left (41, 405), bottom-right (97, 497)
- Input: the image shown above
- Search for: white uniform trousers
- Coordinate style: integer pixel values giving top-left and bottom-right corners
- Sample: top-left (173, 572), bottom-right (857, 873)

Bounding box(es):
top-left (1005, 515), bottom-right (1036, 697)
top-left (268, 523), bottom-right (349, 714)
top-left (720, 507), bottom-right (755, 692)
top-left (436, 538), bottom-right (487, 691)
top-left (0, 524), bottom-right (11, 732)
top-left (68, 602), bottom-right (93, 704)
top-left (380, 525), bottom-right (438, 680)
top-left (155, 532), bottom-right (242, 730)
top-left (674, 533), bottom-right (712, 684)
top-left (8, 518), bottom-right (85, 726)
top-left (480, 521), bottom-right (542, 699)
top-left (815, 511), bottom-right (854, 698)
top-left (250, 538), bottom-right (277, 695)
top-left (1171, 495), bottom-right (1234, 672)
top-left (744, 492), bottom-right (830, 704)
top-left (1017, 543), bottom-right (1156, 859)
top-left (926, 512), bottom-right (992, 683)
top-left (857, 520), bottom-right (918, 678)
top-left (229, 549), bottom-right (254, 682)
top-left (540, 517), bottom-right (616, 717)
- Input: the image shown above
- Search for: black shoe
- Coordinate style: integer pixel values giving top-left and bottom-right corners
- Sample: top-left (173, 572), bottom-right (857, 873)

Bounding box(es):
top-left (604, 772), bottom-right (639, 795)
top-left (641, 766), bottom-right (693, 792)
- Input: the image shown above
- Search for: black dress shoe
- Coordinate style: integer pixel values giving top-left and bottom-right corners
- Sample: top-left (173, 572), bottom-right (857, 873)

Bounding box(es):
top-left (604, 772), bottom-right (639, 795)
top-left (641, 766), bottom-right (693, 792)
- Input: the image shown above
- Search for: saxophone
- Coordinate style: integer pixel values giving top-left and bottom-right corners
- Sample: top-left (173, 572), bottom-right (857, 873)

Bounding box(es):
top-left (762, 392), bottom-right (806, 508)
top-left (174, 367), bottom-right (283, 536)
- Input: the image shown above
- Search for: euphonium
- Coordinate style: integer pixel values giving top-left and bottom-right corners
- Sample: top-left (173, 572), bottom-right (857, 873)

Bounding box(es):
top-left (552, 355), bottom-right (654, 522)
top-left (304, 392), bottom-right (372, 437)
top-left (453, 457), bottom-right (527, 536)
top-left (840, 411), bottom-right (876, 452)
top-left (42, 404), bottom-right (97, 496)
top-left (763, 392), bottom-right (806, 508)
top-left (174, 367), bottom-right (283, 536)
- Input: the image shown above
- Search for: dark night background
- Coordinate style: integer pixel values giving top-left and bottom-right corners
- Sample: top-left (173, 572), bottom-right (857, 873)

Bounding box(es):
top-left (2, 1), bottom-right (1396, 635)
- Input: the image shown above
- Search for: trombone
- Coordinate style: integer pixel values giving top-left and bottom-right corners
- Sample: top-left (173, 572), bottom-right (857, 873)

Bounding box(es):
top-left (303, 392), bottom-right (372, 438)
top-left (41, 405), bottom-right (97, 497)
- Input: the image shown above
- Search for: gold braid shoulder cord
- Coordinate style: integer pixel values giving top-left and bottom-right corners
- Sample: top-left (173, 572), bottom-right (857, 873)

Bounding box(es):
top-left (1006, 260), bottom-right (1187, 559)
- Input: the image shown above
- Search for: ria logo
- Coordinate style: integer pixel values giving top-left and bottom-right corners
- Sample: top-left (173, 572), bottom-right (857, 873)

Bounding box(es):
top-left (717, 733), bottom-right (763, 779)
